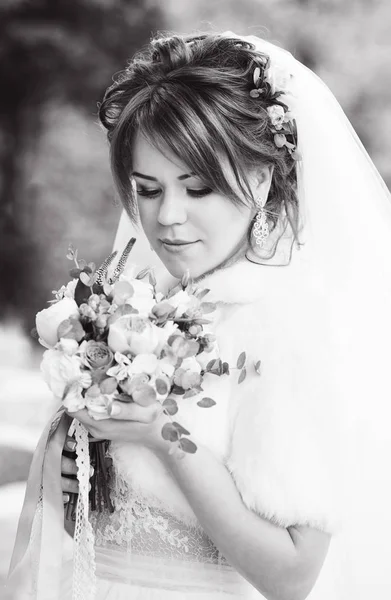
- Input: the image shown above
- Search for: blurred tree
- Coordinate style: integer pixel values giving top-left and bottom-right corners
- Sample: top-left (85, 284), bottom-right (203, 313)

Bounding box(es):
top-left (0, 0), bottom-right (162, 329)
top-left (165, 0), bottom-right (391, 184)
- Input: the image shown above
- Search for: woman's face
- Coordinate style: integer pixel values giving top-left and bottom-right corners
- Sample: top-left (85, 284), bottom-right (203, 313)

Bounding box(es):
top-left (132, 132), bottom-right (272, 279)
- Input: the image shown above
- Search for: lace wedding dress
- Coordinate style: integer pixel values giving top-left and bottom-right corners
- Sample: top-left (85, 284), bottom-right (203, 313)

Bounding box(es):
top-left (59, 466), bottom-right (256, 599)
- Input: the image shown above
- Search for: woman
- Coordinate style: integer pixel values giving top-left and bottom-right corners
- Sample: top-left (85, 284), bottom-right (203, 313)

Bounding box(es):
top-left (10, 31), bottom-right (391, 599)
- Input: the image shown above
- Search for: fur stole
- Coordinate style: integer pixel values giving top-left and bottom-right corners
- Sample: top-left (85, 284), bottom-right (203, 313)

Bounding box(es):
top-left (111, 255), bottom-right (345, 535)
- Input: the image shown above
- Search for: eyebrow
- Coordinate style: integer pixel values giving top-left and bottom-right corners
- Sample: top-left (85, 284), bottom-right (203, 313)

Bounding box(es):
top-left (132, 171), bottom-right (195, 182)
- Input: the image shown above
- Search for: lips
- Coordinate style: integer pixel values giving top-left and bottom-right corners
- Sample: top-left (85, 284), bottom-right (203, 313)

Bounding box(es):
top-left (160, 239), bottom-right (195, 245)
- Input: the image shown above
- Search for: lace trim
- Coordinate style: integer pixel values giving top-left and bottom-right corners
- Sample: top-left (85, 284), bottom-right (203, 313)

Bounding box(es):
top-left (73, 421), bottom-right (96, 600)
top-left (90, 466), bottom-right (229, 566)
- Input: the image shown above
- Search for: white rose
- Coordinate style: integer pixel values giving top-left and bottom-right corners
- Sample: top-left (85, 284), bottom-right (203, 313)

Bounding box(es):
top-left (36, 297), bottom-right (79, 347)
top-left (108, 315), bottom-right (161, 356)
top-left (40, 349), bottom-right (91, 409)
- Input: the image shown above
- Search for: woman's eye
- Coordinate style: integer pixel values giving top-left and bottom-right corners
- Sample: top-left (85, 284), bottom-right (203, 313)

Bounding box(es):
top-left (136, 188), bottom-right (161, 198)
top-left (187, 187), bottom-right (213, 198)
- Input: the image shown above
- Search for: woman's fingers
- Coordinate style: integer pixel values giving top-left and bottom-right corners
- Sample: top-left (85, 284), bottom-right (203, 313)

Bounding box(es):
top-left (61, 455), bottom-right (77, 476)
top-left (64, 436), bottom-right (76, 453)
top-left (109, 401), bottom-right (163, 423)
top-left (61, 475), bottom-right (79, 494)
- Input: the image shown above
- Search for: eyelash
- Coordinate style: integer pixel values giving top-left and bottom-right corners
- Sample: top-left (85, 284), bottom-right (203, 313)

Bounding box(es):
top-left (136, 187), bottom-right (213, 199)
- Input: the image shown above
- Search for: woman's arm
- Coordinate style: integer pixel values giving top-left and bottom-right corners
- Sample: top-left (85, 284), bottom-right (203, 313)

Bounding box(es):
top-left (160, 443), bottom-right (331, 600)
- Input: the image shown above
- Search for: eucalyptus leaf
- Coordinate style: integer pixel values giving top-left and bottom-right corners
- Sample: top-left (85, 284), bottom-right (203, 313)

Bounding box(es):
top-left (254, 360), bottom-right (262, 375)
top-left (183, 389), bottom-right (199, 399)
top-left (156, 378), bottom-right (169, 395)
top-left (162, 398), bottom-right (178, 415)
top-left (197, 397), bottom-right (216, 408)
top-left (237, 352), bottom-right (246, 369)
top-left (161, 423), bottom-right (180, 442)
top-left (238, 367), bottom-right (247, 384)
top-left (172, 422), bottom-right (190, 436)
top-left (179, 438), bottom-right (197, 454)
top-left (171, 384), bottom-right (185, 395)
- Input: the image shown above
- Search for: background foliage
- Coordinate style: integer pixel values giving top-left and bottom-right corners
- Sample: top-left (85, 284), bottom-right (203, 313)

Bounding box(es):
top-left (1, 0), bottom-right (390, 332)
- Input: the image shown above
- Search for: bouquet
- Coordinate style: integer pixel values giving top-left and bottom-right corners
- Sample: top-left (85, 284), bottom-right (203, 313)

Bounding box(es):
top-left (35, 238), bottom-right (259, 517)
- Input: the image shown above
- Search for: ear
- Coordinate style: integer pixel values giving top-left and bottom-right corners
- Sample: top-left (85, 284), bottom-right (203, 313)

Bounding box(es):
top-left (254, 165), bottom-right (274, 207)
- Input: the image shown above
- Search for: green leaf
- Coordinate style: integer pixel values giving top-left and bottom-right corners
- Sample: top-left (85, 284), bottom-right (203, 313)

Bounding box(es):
top-left (162, 398), bottom-right (178, 416)
top-left (237, 352), bottom-right (246, 369)
top-left (222, 362), bottom-right (230, 375)
top-left (183, 389), bottom-right (199, 399)
top-left (179, 438), bottom-right (197, 454)
top-left (171, 384), bottom-right (185, 395)
top-left (254, 360), bottom-right (262, 375)
top-left (205, 359), bottom-right (216, 372)
top-left (78, 259), bottom-right (87, 270)
top-left (172, 422), bottom-right (190, 436)
top-left (69, 267), bottom-right (81, 279)
top-left (156, 378), bottom-right (169, 395)
top-left (161, 423), bottom-right (180, 442)
top-left (238, 367), bottom-right (247, 384)
top-left (197, 397), bottom-right (216, 408)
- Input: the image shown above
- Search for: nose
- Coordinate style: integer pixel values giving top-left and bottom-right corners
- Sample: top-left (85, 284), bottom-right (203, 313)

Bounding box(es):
top-left (157, 190), bottom-right (187, 227)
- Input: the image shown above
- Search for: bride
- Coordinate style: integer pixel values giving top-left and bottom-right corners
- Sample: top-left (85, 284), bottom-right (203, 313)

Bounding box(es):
top-left (9, 31), bottom-right (391, 599)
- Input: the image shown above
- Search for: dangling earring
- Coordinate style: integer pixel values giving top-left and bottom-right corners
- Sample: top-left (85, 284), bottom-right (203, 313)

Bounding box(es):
top-left (252, 197), bottom-right (270, 248)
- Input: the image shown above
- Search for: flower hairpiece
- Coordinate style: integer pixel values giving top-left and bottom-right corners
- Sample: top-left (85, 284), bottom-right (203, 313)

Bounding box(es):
top-left (250, 63), bottom-right (301, 161)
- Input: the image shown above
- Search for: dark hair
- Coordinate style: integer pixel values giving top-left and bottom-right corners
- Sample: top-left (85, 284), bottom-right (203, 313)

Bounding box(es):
top-left (98, 32), bottom-right (299, 239)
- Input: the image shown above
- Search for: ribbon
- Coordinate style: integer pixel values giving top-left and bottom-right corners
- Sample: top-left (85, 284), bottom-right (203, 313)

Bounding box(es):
top-left (7, 408), bottom-right (73, 599)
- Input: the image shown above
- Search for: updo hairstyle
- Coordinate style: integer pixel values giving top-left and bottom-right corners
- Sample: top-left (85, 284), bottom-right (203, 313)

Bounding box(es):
top-left (98, 32), bottom-right (299, 238)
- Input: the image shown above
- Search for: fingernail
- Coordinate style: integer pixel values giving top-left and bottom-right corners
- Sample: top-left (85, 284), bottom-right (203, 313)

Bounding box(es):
top-left (89, 466), bottom-right (94, 478)
top-left (63, 493), bottom-right (70, 504)
top-left (109, 403), bottom-right (121, 416)
top-left (65, 440), bottom-right (76, 452)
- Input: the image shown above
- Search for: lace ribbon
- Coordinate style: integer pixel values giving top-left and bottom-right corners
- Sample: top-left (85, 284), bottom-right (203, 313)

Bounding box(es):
top-left (73, 421), bottom-right (97, 600)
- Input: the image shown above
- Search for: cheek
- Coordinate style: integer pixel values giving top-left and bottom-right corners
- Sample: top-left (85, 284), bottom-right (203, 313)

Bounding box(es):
top-left (137, 202), bottom-right (157, 236)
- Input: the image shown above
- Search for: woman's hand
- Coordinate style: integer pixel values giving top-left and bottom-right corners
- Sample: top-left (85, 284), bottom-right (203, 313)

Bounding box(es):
top-left (66, 400), bottom-right (172, 457)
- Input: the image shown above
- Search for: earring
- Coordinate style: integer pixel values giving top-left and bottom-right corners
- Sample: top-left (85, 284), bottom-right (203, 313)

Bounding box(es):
top-left (252, 197), bottom-right (270, 248)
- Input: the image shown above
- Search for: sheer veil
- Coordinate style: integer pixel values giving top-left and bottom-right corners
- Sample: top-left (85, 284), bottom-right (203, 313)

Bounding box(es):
top-left (113, 32), bottom-right (391, 598)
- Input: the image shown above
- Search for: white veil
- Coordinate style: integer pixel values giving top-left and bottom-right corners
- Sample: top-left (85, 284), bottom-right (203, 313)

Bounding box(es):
top-left (113, 32), bottom-right (391, 598)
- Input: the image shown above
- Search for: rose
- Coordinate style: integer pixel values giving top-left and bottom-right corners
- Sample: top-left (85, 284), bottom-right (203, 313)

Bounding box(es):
top-left (267, 105), bottom-right (285, 130)
top-left (108, 315), bottom-right (161, 356)
top-left (40, 349), bottom-right (91, 411)
top-left (79, 340), bottom-right (114, 370)
top-left (36, 297), bottom-right (79, 347)
top-left (79, 340), bottom-right (115, 384)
